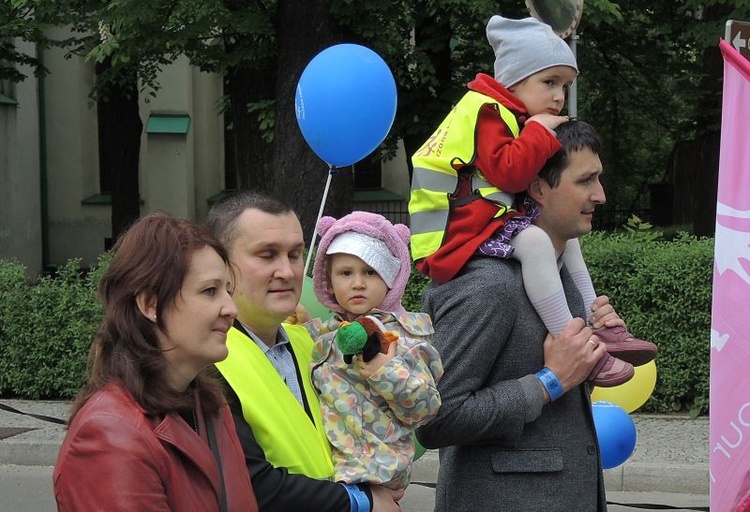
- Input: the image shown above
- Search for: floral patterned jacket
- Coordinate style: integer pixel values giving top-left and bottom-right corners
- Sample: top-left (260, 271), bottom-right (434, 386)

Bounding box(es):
top-left (307, 310), bottom-right (443, 489)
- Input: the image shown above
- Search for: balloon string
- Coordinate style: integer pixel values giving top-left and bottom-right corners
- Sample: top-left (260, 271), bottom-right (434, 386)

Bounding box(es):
top-left (303, 166), bottom-right (335, 278)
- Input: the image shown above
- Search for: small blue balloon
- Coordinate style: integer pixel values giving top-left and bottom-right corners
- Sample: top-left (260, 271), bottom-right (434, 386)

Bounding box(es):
top-left (295, 44), bottom-right (397, 168)
top-left (592, 401), bottom-right (637, 470)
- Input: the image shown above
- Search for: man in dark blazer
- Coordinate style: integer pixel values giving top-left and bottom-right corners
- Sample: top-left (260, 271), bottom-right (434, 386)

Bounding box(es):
top-left (417, 120), bottom-right (621, 511)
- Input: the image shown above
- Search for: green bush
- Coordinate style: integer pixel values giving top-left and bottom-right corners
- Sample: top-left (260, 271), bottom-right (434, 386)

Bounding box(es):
top-left (582, 231), bottom-right (713, 416)
top-left (402, 267), bottom-right (431, 313)
top-left (0, 257), bottom-right (107, 399)
top-left (404, 230), bottom-right (713, 416)
top-left (0, 231), bottom-right (714, 415)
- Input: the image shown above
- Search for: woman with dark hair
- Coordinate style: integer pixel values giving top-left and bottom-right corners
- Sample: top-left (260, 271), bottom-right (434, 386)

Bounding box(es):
top-left (53, 213), bottom-right (258, 511)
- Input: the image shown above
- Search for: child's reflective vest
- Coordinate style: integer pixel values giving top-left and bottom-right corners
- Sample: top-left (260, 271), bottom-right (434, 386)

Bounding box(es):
top-left (408, 90), bottom-right (520, 262)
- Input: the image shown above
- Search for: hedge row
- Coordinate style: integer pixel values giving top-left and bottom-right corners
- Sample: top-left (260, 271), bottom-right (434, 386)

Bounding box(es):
top-left (0, 231), bottom-right (713, 415)
top-left (0, 257), bottom-right (107, 399)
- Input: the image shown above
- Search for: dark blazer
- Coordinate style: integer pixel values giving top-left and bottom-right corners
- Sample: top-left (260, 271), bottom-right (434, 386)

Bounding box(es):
top-left (417, 257), bottom-right (607, 512)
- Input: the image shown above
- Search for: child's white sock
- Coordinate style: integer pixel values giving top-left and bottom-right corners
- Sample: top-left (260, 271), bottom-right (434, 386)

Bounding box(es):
top-left (562, 239), bottom-right (597, 317)
top-left (511, 226), bottom-right (572, 335)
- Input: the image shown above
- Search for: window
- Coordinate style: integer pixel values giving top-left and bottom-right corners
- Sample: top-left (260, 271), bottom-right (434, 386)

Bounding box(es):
top-left (353, 151), bottom-right (382, 190)
top-left (0, 38), bottom-right (18, 105)
top-left (0, 77), bottom-right (17, 105)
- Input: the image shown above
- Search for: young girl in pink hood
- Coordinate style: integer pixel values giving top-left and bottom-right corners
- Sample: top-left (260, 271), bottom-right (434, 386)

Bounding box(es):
top-left (306, 211), bottom-right (443, 491)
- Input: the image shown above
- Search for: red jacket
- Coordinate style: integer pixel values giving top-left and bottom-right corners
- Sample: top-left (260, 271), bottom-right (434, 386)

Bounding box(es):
top-left (53, 382), bottom-right (258, 512)
top-left (416, 73), bottom-right (562, 283)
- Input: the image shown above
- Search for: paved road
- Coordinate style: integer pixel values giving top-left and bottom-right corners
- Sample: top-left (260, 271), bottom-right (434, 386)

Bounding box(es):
top-left (0, 464), bottom-right (56, 511)
top-left (0, 463), bottom-right (709, 512)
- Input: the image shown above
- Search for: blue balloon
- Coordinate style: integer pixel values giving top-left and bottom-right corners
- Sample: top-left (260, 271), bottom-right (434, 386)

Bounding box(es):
top-left (592, 401), bottom-right (637, 469)
top-left (295, 44), bottom-right (397, 167)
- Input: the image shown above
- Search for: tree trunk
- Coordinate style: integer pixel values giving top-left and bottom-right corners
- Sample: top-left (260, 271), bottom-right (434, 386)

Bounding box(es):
top-left (224, 63), bottom-right (276, 191)
top-left (670, 49), bottom-right (722, 236)
top-left (671, 131), bottom-right (721, 236)
top-left (690, 40), bottom-right (723, 237)
top-left (671, 7), bottom-right (728, 236)
top-left (400, 7), bottom-right (454, 180)
top-left (691, 132), bottom-right (720, 236)
top-left (96, 58), bottom-right (142, 245)
top-left (272, 0), bottom-right (350, 240)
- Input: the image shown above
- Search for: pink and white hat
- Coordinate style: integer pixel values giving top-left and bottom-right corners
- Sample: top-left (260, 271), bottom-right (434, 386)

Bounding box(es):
top-left (312, 211), bottom-right (411, 317)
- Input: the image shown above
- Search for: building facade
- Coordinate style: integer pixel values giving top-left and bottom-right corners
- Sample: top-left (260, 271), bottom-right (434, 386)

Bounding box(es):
top-left (2, 35), bottom-right (410, 277)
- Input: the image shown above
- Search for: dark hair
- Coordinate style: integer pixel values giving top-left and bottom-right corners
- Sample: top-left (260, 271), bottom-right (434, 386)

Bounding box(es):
top-left (538, 120), bottom-right (602, 188)
top-left (70, 213), bottom-right (230, 422)
top-left (206, 189), bottom-right (299, 250)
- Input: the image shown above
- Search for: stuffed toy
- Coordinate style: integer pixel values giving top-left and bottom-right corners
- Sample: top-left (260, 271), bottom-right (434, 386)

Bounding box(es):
top-left (335, 315), bottom-right (399, 364)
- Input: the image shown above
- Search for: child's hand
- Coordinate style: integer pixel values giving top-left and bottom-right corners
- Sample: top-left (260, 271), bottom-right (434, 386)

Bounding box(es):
top-left (357, 338), bottom-right (397, 380)
top-left (589, 295), bottom-right (626, 329)
top-left (284, 303), bottom-right (312, 325)
top-left (525, 114), bottom-right (569, 133)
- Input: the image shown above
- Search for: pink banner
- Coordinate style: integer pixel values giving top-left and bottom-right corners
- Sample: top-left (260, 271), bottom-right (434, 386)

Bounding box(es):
top-left (711, 40), bottom-right (750, 512)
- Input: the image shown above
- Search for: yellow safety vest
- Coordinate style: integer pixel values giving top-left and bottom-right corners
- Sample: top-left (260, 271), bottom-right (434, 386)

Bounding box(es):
top-left (408, 91), bottom-right (520, 262)
top-left (215, 324), bottom-right (334, 479)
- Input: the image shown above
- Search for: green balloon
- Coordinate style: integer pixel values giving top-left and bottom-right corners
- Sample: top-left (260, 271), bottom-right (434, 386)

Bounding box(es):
top-left (300, 275), bottom-right (334, 321)
top-left (414, 435), bottom-right (426, 460)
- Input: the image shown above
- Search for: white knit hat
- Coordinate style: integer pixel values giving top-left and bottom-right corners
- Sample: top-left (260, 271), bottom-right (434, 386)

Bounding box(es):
top-left (326, 231), bottom-right (400, 288)
top-left (486, 15), bottom-right (578, 88)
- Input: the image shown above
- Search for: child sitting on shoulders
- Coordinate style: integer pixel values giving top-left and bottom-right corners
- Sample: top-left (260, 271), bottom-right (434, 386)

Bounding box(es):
top-left (409, 15), bottom-right (656, 387)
